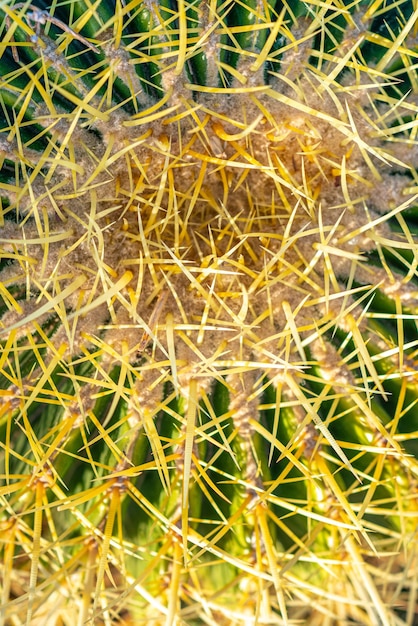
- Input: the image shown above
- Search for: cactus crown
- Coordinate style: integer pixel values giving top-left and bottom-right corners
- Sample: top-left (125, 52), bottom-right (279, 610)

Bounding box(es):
top-left (0, 1), bottom-right (418, 624)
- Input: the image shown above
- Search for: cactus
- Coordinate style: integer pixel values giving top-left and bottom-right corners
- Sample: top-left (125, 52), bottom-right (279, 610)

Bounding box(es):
top-left (0, 0), bottom-right (417, 624)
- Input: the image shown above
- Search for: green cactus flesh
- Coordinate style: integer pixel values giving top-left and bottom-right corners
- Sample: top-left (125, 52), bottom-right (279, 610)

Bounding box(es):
top-left (0, 0), bottom-right (418, 624)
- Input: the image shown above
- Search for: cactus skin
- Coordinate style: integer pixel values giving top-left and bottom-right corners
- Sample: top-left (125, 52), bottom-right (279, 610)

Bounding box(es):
top-left (0, 1), bottom-right (418, 624)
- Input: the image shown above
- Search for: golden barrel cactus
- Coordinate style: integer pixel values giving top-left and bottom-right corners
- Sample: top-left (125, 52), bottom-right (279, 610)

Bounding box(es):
top-left (0, 0), bottom-right (417, 624)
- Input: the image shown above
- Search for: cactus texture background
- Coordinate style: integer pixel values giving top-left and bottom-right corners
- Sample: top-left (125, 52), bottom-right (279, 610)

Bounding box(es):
top-left (1, 0), bottom-right (418, 624)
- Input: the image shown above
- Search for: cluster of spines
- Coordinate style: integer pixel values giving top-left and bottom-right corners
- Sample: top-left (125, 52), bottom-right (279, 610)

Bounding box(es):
top-left (0, 1), bottom-right (418, 625)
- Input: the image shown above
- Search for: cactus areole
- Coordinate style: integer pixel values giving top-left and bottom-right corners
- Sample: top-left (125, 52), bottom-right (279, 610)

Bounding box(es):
top-left (0, 1), bottom-right (417, 625)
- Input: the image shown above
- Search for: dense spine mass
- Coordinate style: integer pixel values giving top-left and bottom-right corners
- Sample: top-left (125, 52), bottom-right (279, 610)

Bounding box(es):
top-left (0, 1), bottom-right (418, 624)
